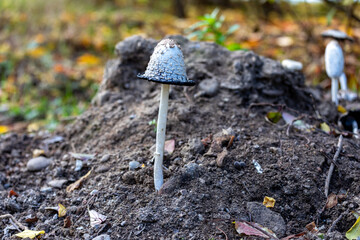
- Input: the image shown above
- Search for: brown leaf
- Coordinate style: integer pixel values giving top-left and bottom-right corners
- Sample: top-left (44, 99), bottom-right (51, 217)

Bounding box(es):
top-left (64, 216), bottom-right (72, 228)
top-left (201, 134), bottom-right (212, 147)
top-left (305, 222), bottom-right (318, 233)
top-left (66, 169), bottom-right (92, 193)
top-left (164, 139), bottom-right (175, 155)
top-left (25, 215), bottom-right (38, 223)
top-left (280, 232), bottom-right (306, 240)
top-left (8, 189), bottom-right (19, 198)
top-left (325, 193), bottom-right (338, 209)
top-left (235, 221), bottom-right (278, 239)
top-left (216, 148), bottom-right (228, 167)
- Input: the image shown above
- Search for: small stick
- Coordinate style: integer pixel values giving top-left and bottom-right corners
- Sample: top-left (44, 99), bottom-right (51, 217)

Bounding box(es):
top-left (0, 214), bottom-right (28, 231)
top-left (326, 211), bottom-right (347, 235)
top-left (216, 227), bottom-right (228, 240)
top-left (324, 135), bottom-right (344, 197)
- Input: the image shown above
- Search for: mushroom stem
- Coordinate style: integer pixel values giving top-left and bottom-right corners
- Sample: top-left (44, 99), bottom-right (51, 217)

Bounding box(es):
top-left (331, 77), bottom-right (339, 105)
top-left (339, 73), bottom-right (347, 91)
top-left (154, 84), bottom-right (170, 191)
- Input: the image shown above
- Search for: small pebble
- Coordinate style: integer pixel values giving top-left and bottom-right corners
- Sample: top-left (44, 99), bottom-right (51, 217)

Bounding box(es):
top-left (129, 161), bottom-right (140, 171)
top-left (96, 165), bottom-right (111, 173)
top-left (27, 157), bottom-right (52, 171)
top-left (90, 189), bottom-right (99, 195)
top-left (75, 160), bottom-right (83, 171)
top-left (234, 161), bottom-right (246, 170)
top-left (120, 220), bottom-right (127, 226)
top-left (92, 234), bottom-right (110, 240)
top-left (40, 187), bottom-right (53, 193)
top-left (48, 179), bottom-right (67, 188)
top-left (100, 154), bottom-right (111, 163)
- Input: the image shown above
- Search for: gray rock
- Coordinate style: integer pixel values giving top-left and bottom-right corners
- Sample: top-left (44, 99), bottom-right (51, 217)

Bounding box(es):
top-left (100, 154), bottom-right (111, 163)
top-left (48, 179), bottom-right (67, 188)
top-left (197, 78), bottom-right (219, 97)
top-left (96, 165), bottom-right (111, 173)
top-left (27, 157), bottom-right (52, 171)
top-left (189, 138), bottom-right (205, 154)
top-left (40, 187), bottom-right (53, 193)
top-left (92, 234), bottom-right (111, 240)
top-left (234, 161), bottom-right (246, 170)
top-left (246, 202), bottom-right (286, 237)
top-left (129, 161), bottom-right (140, 170)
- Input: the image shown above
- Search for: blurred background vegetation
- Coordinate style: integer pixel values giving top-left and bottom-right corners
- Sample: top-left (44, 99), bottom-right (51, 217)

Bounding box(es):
top-left (0, 0), bottom-right (359, 132)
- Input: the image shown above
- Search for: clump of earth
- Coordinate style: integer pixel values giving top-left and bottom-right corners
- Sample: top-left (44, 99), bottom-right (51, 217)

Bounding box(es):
top-left (1, 35), bottom-right (360, 240)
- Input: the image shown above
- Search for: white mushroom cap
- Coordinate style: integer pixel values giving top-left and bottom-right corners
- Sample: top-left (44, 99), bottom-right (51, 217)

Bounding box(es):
top-left (325, 40), bottom-right (344, 78)
top-left (281, 59), bottom-right (303, 71)
top-left (138, 39), bottom-right (195, 86)
top-left (321, 29), bottom-right (353, 41)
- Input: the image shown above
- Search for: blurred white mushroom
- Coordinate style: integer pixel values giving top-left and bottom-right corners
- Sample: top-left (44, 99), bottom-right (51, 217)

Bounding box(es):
top-left (138, 39), bottom-right (195, 191)
top-left (281, 59), bottom-right (303, 71)
top-left (321, 29), bottom-right (354, 42)
top-left (322, 29), bottom-right (353, 105)
top-left (325, 40), bottom-right (344, 106)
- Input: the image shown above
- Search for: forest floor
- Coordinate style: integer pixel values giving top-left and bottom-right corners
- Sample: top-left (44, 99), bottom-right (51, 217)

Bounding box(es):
top-left (1, 36), bottom-right (360, 240)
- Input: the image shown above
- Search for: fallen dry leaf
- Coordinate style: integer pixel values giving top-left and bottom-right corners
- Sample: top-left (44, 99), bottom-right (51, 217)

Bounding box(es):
top-left (64, 216), bottom-right (72, 228)
top-left (58, 203), bottom-right (67, 217)
top-left (235, 221), bottom-right (278, 239)
top-left (164, 139), bottom-right (175, 155)
top-left (263, 196), bottom-right (276, 208)
top-left (305, 221), bottom-right (318, 233)
top-left (8, 189), bottom-right (19, 198)
top-left (14, 229), bottom-right (45, 239)
top-left (89, 209), bottom-right (107, 227)
top-left (325, 193), bottom-right (338, 209)
top-left (66, 169), bottom-right (92, 193)
top-left (216, 148), bottom-right (228, 167)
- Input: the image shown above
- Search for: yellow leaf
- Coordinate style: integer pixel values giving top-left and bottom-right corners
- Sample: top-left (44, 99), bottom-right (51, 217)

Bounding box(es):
top-left (263, 196), bottom-right (276, 208)
top-left (346, 216), bottom-right (360, 240)
top-left (337, 105), bottom-right (347, 114)
top-left (27, 123), bottom-right (40, 132)
top-left (77, 54), bottom-right (100, 66)
top-left (320, 122), bottom-right (331, 134)
top-left (15, 229), bottom-right (45, 239)
top-left (0, 125), bottom-right (9, 134)
top-left (58, 203), bottom-right (67, 217)
top-left (27, 47), bottom-right (46, 58)
top-left (32, 149), bottom-right (45, 158)
top-left (66, 169), bottom-right (92, 193)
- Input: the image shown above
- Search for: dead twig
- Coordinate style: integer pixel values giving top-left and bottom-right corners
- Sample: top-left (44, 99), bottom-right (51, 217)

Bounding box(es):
top-left (326, 211), bottom-right (348, 236)
top-left (0, 214), bottom-right (28, 231)
top-left (324, 135), bottom-right (344, 197)
top-left (216, 227), bottom-right (228, 240)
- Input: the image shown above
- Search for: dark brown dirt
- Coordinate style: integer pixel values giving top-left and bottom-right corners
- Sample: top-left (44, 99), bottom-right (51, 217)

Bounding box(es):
top-left (1, 36), bottom-right (360, 240)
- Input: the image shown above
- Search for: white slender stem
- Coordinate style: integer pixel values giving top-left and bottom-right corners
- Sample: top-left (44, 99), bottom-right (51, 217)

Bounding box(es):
top-left (154, 84), bottom-right (170, 191)
top-left (339, 73), bottom-right (347, 91)
top-left (331, 77), bottom-right (339, 106)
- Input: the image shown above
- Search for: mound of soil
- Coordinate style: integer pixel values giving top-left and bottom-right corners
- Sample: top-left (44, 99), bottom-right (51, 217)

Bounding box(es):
top-left (1, 36), bottom-right (360, 240)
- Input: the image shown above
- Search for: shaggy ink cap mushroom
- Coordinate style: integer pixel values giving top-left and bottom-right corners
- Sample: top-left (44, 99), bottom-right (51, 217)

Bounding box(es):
top-left (321, 29), bottom-right (354, 42)
top-left (137, 38), bottom-right (194, 191)
top-left (138, 39), bottom-right (195, 86)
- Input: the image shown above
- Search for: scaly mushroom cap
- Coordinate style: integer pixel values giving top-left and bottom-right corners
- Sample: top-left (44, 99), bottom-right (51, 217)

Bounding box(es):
top-left (138, 39), bottom-right (195, 86)
top-left (321, 29), bottom-right (354, 42)
top-left (325, 40), bottom-right (344, 78)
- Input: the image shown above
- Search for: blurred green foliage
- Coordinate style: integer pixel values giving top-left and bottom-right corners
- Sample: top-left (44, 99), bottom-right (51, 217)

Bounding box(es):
top-left (0, 0), bottom-right (359, 132)
top-left (186, 8), bottom-right (242, 50)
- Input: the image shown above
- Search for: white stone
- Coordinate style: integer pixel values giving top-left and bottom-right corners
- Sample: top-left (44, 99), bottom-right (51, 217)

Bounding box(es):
top-left (27, 157), bottom-right (52, 171)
